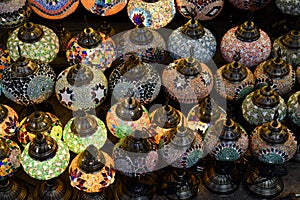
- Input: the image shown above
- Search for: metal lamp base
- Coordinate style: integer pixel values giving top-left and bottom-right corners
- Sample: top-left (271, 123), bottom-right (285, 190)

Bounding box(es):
top-left (79, 187), bottom-right (113, 200)
top-left (0, 179), bottom-right (28, 200)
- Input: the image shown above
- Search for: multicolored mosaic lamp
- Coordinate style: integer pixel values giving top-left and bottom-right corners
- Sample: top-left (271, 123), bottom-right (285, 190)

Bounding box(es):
top-left (66, 26), bottom-right (116, 71)
top-left (297, 66), bottom-right (300, 85)
top-left (127, 0), bottom-right (176, 29)
top-left (0, 46), bottom-right (11, 81)
top-left (0, 138), bottom-right (26, 200)
top-left (106, 97), bottom-right (151, 139)
top-left (109, 54), bottom-right (161, 105)
top-left (28, 0), bottom-right (79, 20)
top-left (0, 104), bottom-right (18, 139)
top-left (0, 0), bottom-right (31, 29)
top-left (246, 112), bottom-right (297, 198)
top-left (21, 133), bottom-right (71, 199)
top-left (7, 22), bottom-right (59, 63)
top-left (272, 30), bottom-right (300, 68)
top-left (287, 91), bottom-right (300, 126)
top-left (81, 0), bottom-right (127, 16)
top-left (63, 111), bottom-right (107, 154)
top-left (69, 145), bottom-right (115, 199)
top-left (55, 58), bottom-right (108, 111)
top-left (203, 116), bottom-right (248, 194)
top-left (162, 48), bottom-right (213, 104)
top-left (220, 21), bottom-right (272, 68)
top-left (228, 0), bottom-right (272, 11)
top-left (215, 52), bottom-right (255, 101)
top-left (17, 111), bottom-right (63, 147)
top-left (275, 0), bottom-right (300, 15)
top-left (242, 80), bottom-right (287, 126)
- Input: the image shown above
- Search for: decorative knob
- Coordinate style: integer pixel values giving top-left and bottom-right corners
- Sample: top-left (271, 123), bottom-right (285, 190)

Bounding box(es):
top-left (252, 80), bottom-right (279, 109)
top-left (67, 62), bottom-right (94, 86)
top-left (121, 129), bottom-right (153, 153)
top-left (99, 21), bottom-right (115, 37)
top-left (216, 117), bottom-right (241, 141)
top-left (77, 27), bottom-right (101, 49)
top-left (198, 96), bottom-right (221, 123)
top-left (116, 97), bottom-right (143, 121)
top-left (170, 117), bottom-right (194, 149)
top-left (129, 27), bottom-right (154, 45)
top-left (152, 105), bottom-right (181, 129)
top-left (176, 47), bottom-right (202, 76)
top-left (119, 54), bottom-right (147, 80)
top-left (71, 111), bottom-right (98, 137)
top-left (180, 7), bottom-right (204, 39)
top-left (17, 22), bottom-right (44, 43)
top-left (78, 145), bottom-right (105, 173)
top-left (280, 30), bottom-right (300, 49)
top-left (26, 111), bottom-right (52, 133)
top-left (222, 52), bottom-right (248, 82)
top-left (0, 104), bottom-right (8, 124)
top-left (263, 49), bottom-right (290, 78)
top-left (235, 21), bottom-right (260, 42)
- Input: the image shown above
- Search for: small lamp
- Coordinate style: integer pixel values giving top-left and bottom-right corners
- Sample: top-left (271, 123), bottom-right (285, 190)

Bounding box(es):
top-left (275, 0), bottom-right (300, 16)
top-left (220, 21), bottom-right (272, 68)
top-left (228, 0), bottom-right (272, 11)
top-left (0, 104), bottom-right (18, 139)
top-left (7, 22), bottom-right (59, 63)
top-left (81, 0), bottom-right (127, 16)
top-left (69, 145), bottom-right (115, 199)
top-left (109, 54), bottom-right (161, 105)
top-left (106, 97), bottom-right (151, 139)
top-left (63, 111), bottom-right (107, 154)
top-left (127, 0), bottom-right (176, 29)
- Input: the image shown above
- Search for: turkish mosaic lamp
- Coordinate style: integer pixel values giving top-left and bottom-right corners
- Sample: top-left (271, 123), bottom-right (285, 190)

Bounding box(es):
top-left (287, 91), bottom-right (300, 126)
top-left (55, 59), bottom-right (108, 111)
top-left (167, 10), bottom-right (217, 63)
top-left (228, 0), bottom-right (272, 11)
top-left (81, 0), bottom-right (127, 16)
top-left (28, 0), bottom-right (79, 20)
top-left (0, 0), bottom-right (31, 29)
top-left (242, 81), bottom-right (287, 126)
top-left (127, 0), bottom-right (176, 29)
top-left (63, 111), bottom-right (107, 154)
top-left (272, 30), bottom-right (300, 68)
top-left (66, 26), bottom-right (116, 71)
top-left (106, 97), bottom-right (151, 139)
top-left (109, 54), bottom-right (161, 105)
top-left (176, 0), bottom-right (224, 21)
top-left (220, 21), bottom-right (271, 68)
top-left (7, 22), bottom-right (59, 63)
top-left (275, 0), bottom-right (300, 16)
top-left (297, 66), bottom-right (300, 85)
top-left (0, 104), bottom-right (19, 139)
top-left (69, 145), bottom-right (115, 199)
top-left (18, 111), bottom-right (63, 147)
top-left (162, 48), bottom-right (213, 104)
top-left (0, 46), bottom-right (11, 95)
top-left (215, 52), bottom-right (255, 100)
top-left (254, 48), bottom-right (295, 95)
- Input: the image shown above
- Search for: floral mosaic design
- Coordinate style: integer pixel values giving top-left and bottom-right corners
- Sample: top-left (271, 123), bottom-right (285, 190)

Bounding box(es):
top-left (220, 26), bottom-right (272, 68)
top-left (69, 151), bottom-right (115, 192)
top-left (21, 139), bottom-right (70, 180)
top-left (275, 0), bottom-right (300, 15)
top-left (287, 91), bottom-right (300, 126)
top-left (18, 112), bottom-right (63, 147)
top-left (229, 0), bottom-right (272, 11)
top-left (81, 0), bottom-right (127, 16)
top-left (0, 105), bottom-right (18, 139)
top-left (7, 24), bottom-right (59, 63)
top-left (29, 0), bottom-right (79, 20)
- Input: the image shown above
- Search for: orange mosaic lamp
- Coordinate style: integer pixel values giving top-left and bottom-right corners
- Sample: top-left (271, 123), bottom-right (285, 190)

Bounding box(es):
top-left (81, 0), bottom-right (127, 16)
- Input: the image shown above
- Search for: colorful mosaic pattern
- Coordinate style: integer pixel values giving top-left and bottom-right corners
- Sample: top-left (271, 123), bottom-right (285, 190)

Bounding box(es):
top-left (29, 0), bottom-right (79, 20)
top-left (215, 64), bottom-right (255, 100)
top-left (176, 0), bottom-right (224, 20)
top-left (162, 60), bottom-right (213, 104)
top-left (2, 61), bottom-right (56, 106)
top-left (21, 139), bottom-right (70, 180)
top-left (127, 0), bottom-right (176, 29)
top-left (251, 125), bottom-right (297, 164)
top-left (7, 24), bottom-right (59, 63)
top-left (168, 26), bottom-right (217, 63)
top-left (55, 64), bottom-right (108, 111)
top-left (287, 91), bottom-right (300, 126)
top-left (0, 105), bottom-right (18, 139)
top-left (81, 0), bottom-right (127, 16)
top-left (69, 151), bottom-right (115, 192)
top-left (0, 0), bottom-right (31, 28)
top-left (275, 0), bottom-right (300, 15)
top-left (66, 33), bottom-right (116, 72)
top-left (0, 46), bottom-right (11, 79)
top-left (220, 26), bottom-right (271, 68)
top-left (297, 67), bottom-right (300, 85)
top-left (242, 91), bottom-right (287, 126)
top-left (0, 139), bottom-right (21, 180)
top-left (228, 0), bottom-right (271, 11)
top-left (63, 115), bottom-right (107, 154)
top-left (18, 112), bottom-right (63, 147)
top-left (109, 60), bottom-right (161, 105)
top-left (106, 103), bottom-right (151, 138)
top-left (254, 60), bottom-right (295, 95)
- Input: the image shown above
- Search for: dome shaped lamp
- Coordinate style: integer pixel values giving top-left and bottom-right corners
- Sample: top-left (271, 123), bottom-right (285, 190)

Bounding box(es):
top-left (0, 103), bottom-right (19, 139)
top-left (81, 0), bottom-right (127, 16)
top-left (228, 0), bottom-right (272, 11)
top-left (245, 112), bottom-right (297, 198)
top-left (21, 133), bottom-right (71, 200)
top-left (69, 145), bottom-right (115, 199)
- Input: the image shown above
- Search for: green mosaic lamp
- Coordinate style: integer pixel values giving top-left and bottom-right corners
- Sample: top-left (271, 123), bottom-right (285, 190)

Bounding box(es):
top-left (21, 133), bottom-right (71, 199)
top-left (63, 111), bottom-right (107, 154)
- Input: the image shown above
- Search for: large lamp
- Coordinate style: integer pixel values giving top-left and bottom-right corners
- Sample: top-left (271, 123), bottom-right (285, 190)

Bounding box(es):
top-left (81, 0), bottom-right (127, 16)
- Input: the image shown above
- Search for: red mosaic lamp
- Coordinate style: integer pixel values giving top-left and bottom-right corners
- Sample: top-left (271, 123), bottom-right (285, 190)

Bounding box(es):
top-left (81, 0), bottom-right (127, 16)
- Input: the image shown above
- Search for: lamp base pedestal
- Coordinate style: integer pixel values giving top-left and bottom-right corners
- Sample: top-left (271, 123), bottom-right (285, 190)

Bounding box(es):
top-left (79, 187), bottom-right (113, 200)
top-left (0, 179), bottom-right (28, 200)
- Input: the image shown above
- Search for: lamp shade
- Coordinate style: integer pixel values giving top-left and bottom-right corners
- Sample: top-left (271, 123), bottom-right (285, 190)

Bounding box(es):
top-left (275, 0), bottom-right (300, 15)
top-left (81, 0), bottom-right (127, 16)
top-left (18, 111), bottom-right (63, 147)
top-left (0, 0), bottom-right (31, 29)
top-left (109, 54), bottom-right (161, 105)
top-left (1, 55), bottom-right (56, 106)
top-left (55, 62), bottom-right (108, 111)
top-left (66, 27), bottom-right (116, 71)
top-left (63, 111), bottom-right (107, 154)
top-left (21, 133), bottom-right (70, 180)
top-left (228, 0), bottom-right (271, 11)
top-left (287, 91), bottom-right (300, 126)
top-left (220, 21), bottom-right (271, 68)
top-left (127, 0), bottom-right (176, 29)
top-left (28, 0), bottom-right (79, 20)
top-left (106, 97), bottom-right (151, 139)
top-left (0, 104), bottom-right (18, 139)
top-left (7, 22), bottom-right (59, 63)
top-left (0, 46), bottom-right (11, 79)
top-left (69, 145), bottom-right (115, 193)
